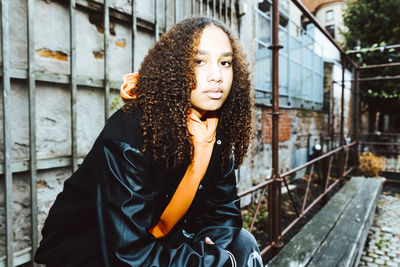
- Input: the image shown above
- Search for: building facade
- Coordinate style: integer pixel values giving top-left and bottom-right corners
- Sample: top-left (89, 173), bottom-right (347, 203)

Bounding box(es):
top-left (0, 0), bottom-right (352, 265)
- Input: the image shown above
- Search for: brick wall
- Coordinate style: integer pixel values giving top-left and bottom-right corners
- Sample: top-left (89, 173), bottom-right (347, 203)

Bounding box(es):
top-left (261, 107), bottom-right (292, 143)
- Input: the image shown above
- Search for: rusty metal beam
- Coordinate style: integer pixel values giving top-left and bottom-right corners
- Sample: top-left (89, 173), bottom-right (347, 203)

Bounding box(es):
top-left (339, 56), bottom-right (346, 177)
top-left (267, 0), bottom-right (283, 250)
top-left (358, 75), bottom-right (400, 82)
top-left (359, 62), bottom-right (400, 70)
top-left (346, 44), bottom-right (400, 54)
top-left (353, 68), bottom-right (359, 166)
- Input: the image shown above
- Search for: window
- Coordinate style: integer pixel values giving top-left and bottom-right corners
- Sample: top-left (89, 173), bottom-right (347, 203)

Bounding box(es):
top-left (254, 8), bottom-right (325, 109)
top-left (325, 25), bottom-right (335, 39)
top-left (325, 10), bottom-right (334, 22)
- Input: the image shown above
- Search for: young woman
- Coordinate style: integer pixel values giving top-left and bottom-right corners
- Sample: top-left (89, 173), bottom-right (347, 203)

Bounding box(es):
top-left (35, 17), bottom-right (263, 267)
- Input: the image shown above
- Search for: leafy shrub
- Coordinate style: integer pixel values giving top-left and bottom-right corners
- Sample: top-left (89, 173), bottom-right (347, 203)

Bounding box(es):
top-left (359, 152), bottom-right (386, 177)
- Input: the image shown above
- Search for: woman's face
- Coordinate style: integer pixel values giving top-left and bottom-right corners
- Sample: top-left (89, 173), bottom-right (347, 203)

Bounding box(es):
top-left (190, 25), bottom-right (233, 118)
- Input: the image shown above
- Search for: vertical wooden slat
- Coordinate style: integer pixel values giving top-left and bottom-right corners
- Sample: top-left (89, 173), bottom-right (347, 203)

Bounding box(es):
top-left (224, 0), bottom-right (227, 23)
top-left (164, 0), bottom-right (168, 31)
top-left (212, 0), bottom-right (216, 18)
top-left (199, 0), bottom-right (203, 15)
top-left (218, 0), bottom-right (222, 19)
top-left (192, 0), bottom-right (195, 15)
top-left (154, 0), bottom-right (159, 41)
top-left (230, 0), bottom-right (233, 27)
top-left (27, 0), bottom-right (38, 264)
top-left (174, 0), bottom-right (177, 24)
top-left (1, 0), bottom-right (13, 265)
top-left (206, 0), bottom-right (210, 16)
top-left (132, 0), bottom-right (137, 72)
top-left (104, 0), bottom-right (110, 121)
top-left (70, 0), bottom-right (78, 173)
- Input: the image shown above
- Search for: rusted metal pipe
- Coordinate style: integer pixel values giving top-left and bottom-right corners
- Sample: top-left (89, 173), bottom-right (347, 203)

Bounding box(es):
top-left (346, 44), bottom-right (400, 54)
top-left (267, 0), bottom-right (283, 250)
top-left (359, 62), bottom-right (400, 69)
top-left (331, 81), bottom-right (336, 149)
top-left (249, 185), bottom-right (268, 233)
top-left (339, 56), bottom-right (346, 177)
top-left (301, 164), bottom-right (314, 213)
top-left (358, 75), bottom-right (400, 82)
top-left (359, 141), bottom-right (400, 146)
top-left (354, 68), bottom-right (359, 166)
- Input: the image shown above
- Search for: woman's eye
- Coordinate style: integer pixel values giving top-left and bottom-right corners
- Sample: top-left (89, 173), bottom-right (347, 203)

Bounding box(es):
top-left (221, 61), bottom-right (232, 67)
top-left (195, 59), bottom-right (205, 65)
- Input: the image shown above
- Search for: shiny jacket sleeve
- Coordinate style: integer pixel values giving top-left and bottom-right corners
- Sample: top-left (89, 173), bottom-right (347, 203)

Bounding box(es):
top-left (96, 139), bottom-right (232, 267)
top-left (194, 156), bottom-right (243, 242)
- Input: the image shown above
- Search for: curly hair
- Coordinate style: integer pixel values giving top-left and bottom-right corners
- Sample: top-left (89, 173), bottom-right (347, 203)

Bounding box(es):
top-left (123, 16), bottom-right (253, 170)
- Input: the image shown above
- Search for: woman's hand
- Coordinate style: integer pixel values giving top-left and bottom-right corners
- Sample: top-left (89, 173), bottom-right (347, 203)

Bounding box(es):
top-left (205, 237), bottom-right (214, 245)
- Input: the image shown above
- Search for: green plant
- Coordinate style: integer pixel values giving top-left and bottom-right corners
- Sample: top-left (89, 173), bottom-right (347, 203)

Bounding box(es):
top-left (110, 96), bottom-right (123, 112)
top-left (242, 203), bottom-right (269, 232)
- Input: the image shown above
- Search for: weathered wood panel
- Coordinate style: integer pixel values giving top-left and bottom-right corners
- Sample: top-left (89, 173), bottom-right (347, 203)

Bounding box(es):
top-left (267, 177), bottom-right (363, 266)
top-left (267, 177), bottom-right (383, 267)
top-left (309, 178), bottom-right (383, 267)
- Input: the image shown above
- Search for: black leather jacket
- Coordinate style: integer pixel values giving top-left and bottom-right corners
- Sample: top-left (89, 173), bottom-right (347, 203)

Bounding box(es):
top-left (35, 108), bottom-right (243, 267)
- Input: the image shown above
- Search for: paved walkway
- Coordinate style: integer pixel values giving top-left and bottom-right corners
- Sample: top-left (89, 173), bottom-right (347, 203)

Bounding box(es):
top-left (359, 191), bottom-right (400, 267)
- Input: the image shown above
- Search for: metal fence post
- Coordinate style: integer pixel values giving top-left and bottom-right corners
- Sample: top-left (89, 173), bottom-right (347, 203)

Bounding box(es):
top-left (353, 67), bottom-right (359, 166)
top-left (267, 0), bottom-right (283, 252)
top-left (339, 55), bottom-right (346, 178)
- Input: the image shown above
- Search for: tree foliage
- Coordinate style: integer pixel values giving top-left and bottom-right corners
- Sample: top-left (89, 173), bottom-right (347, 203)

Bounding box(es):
top-left (342, 0), bottom-right (400, 114)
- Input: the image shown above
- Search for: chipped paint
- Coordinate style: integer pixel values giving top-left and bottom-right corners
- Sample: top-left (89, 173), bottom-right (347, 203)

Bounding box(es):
top-left (36, 48), bottom-right (68, 61)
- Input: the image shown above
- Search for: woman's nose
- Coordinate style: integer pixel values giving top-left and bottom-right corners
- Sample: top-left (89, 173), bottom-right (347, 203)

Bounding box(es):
top-left (208, 62), bottom-right (222, 83)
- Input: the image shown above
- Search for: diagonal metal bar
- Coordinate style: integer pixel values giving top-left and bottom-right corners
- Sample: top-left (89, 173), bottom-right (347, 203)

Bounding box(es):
top-left (280, 178), bottom-right (341, 237)
top-left (344, 147), bottom-right (350, 174)
top-left (301, 164), bottom-right (314, 213)
top-left (281, 175), bottom-right (300, 217)
top-left (325, 155), bottom-right (333, 191)
top-left (249, 185), bottom-right (268, 233)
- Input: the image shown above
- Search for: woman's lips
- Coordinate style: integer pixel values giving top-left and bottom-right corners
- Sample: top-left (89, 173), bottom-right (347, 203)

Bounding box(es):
top-left (204, 90), bottom-right (223, 99)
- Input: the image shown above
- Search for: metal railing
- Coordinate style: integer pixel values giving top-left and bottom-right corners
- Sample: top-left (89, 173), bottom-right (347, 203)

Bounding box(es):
top-left (239, 141), bottom-right (357, 256)
top-left (359, 133), bottom-right (400, 174)
top-left (240, 0), bottom-right (360, 260)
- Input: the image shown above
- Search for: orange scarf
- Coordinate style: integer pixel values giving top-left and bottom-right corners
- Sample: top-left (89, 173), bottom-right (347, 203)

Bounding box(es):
top-left (120, 72), bottom-right (139, 101)
top-left (149, 112), bottom-right (217, 238)
top-left (120, 73), bottom-right (218, 238)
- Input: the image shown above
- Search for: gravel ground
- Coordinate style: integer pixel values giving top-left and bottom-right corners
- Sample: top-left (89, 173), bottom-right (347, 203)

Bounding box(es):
top-left (358, 183), bottom-right (400, 267)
